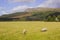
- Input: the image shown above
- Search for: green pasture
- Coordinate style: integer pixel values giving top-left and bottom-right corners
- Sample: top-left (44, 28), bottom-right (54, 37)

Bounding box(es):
top-left (0, 21), bottom-right (60, 40)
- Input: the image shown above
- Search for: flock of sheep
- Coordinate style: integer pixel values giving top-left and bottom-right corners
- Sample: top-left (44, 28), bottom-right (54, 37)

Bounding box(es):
top-left (22, 28), bottom-right (47, 35)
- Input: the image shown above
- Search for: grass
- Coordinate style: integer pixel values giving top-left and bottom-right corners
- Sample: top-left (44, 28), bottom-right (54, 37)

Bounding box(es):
top-left (0, 21), bottom-right (60, 40)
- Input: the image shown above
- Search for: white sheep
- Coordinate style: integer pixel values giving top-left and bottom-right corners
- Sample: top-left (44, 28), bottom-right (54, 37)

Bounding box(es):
top-left (55, 17), bottom-right (59, 22)
top-left (41, 28), bottom-right (47, 32)
top-left (22, 29), bottom-right (27, 35)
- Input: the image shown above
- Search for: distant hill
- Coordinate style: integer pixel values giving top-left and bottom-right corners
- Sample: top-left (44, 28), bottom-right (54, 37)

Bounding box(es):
top-left (26, 7), bottom-right (60, 12)
top-left (0, 7), bottom-right (60, 21)
top-left (1, 7), bottom-right (60, 18)
top-left (0, 12), bottom-right (29, 18)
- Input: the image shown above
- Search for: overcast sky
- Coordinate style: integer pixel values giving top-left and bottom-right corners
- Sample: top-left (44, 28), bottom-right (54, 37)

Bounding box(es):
top-left (0, 0), bottom-right (60, 15)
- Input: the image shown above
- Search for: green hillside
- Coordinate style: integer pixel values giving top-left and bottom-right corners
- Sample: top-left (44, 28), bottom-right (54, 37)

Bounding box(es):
top-left (0, 8), bottom-right (60, 21)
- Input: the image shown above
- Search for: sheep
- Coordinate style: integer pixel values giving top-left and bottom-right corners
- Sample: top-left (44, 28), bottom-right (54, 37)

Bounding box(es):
top-left (41, 28), bottom-right (47, 32)
top-left (55, 17), bottom-right (59, 22)
top-left (22, 29), bottom-right (27, 35)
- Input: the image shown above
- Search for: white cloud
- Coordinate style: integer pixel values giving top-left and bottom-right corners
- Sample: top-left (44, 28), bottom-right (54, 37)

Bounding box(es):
top-left (8, 0), bottom-right (36, 3)
top-left (0, 7), bottom-right (8, 15)
top-left (1, 11), bottom-right (8, 14)
top-left (10, 5), bottom-right (33, 13)
top-left (0, 7), bottom-right (2, 10)
top-left (37, 0), bottom-right (60, 8)
top-left (0, 5), bottom-right (34, 15)
top-left (0, 7), bottom-right (4, 10)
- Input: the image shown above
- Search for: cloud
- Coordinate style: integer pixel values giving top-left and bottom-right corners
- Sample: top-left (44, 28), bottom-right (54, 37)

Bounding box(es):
top-left (8, 0), bottom-right (36, 3)
top-left (0, 5), bottom-right (34, 15)
top-left (1, 11), bottom-right (8, 14)
top-left (37, 0), bottom-right (60, 8)
top-left (0, 7), bottom-right (4, 10)
top-left (0, 11), bottom-right (9, 16)
top-left (0, 7), bottom-right (10, 15)
top-left (10, 5), bottom-right (33, 13)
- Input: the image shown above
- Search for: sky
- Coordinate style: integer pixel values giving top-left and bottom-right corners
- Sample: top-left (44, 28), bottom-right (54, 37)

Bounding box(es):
top-left (0, 0), bottom-right (60, 15)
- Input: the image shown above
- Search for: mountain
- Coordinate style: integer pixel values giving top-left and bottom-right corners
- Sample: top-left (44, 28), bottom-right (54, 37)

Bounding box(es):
top-left (0, 7), bottom-right (60, 21)
top-left (1, 7), bottom-right (60, 17)
top-left (26, 7), bottom-right (60, 12)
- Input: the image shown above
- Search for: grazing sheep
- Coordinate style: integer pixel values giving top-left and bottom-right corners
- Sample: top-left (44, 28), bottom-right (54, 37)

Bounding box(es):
top-left (55, 17), bottom-right (59, 22)
top-left (41, 28), bottom-right (47, 32)
top-left (22, 29), bottom-right (27, 35)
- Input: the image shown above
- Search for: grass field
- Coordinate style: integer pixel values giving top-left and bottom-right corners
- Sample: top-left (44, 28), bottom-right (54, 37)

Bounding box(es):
top-left (0, 21), bottom-right (60, 40)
